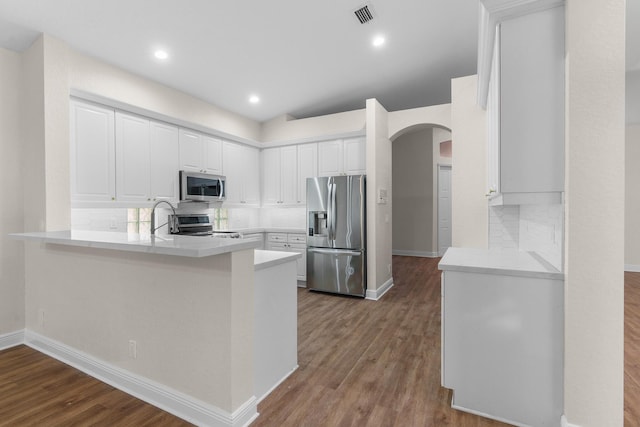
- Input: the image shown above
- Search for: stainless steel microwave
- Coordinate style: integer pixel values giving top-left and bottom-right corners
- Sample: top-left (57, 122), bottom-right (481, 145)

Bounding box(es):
top-left (179, 171), bottom-right (226, 202)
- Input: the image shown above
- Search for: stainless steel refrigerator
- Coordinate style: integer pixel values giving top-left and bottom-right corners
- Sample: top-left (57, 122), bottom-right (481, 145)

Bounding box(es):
top-left (306, 175), bottom-right (366, 297)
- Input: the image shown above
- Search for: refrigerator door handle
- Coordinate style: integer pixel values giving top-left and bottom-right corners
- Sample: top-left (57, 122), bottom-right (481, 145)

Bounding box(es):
top-left (307, 248), bottom-right (362, 256)
top-left (330, 180), bottom-right (337, 240)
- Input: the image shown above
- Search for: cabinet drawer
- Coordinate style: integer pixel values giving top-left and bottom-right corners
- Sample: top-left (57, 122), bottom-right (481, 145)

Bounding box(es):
top-left (267, 233), bottom-right (287, 242)
top-left (287, 234), bottom-right (306, 244)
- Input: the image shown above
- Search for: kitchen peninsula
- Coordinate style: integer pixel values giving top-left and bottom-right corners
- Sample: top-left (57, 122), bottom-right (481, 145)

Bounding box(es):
top-left (11, 230), bottom-right (300, 427)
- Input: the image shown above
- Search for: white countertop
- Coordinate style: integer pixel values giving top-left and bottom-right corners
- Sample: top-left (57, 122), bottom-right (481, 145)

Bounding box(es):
top-left (233, 227), bottom-right (306, 235)
top-left (10, 230), bottom-right (261, 258)
top-left (254, 250), bottom-right (302, 271)
top-left (438, 247), bottom-right (563, 280)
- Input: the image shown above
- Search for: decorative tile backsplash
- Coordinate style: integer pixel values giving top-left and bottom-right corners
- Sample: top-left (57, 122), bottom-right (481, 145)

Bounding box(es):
top-left (489, 206), bottom-right (520, 249)
top-left (489, 204), bottom-right (563, 271)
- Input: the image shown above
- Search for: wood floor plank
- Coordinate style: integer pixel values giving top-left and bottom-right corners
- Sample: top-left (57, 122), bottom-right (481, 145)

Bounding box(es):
top-left (0, 258), bottom-right (638, 426)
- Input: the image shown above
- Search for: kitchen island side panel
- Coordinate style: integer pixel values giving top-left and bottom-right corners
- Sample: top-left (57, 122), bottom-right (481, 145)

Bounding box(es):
top-left (23, 242), bottom-right (254, 415)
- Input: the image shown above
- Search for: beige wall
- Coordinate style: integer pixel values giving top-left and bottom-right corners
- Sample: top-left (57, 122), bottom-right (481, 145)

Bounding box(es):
top-left (564, 0), bottom-right (625, 425)
top-left (450, 75), bottom-right (488, 249)
top-left (392, 128), bottom-right (434, 255)
top-left (0, 47), bottom-right (25, 336)
top-left (70, 50), bottom-right (260, 143)
top-left (388, 104), bottom-right (452, 140)
top-left (366, 99), bottom-right (393, 294)
top-left (25, 243), bottom-right (254, 412)
top-left (626, 125), bottom-right (640, 268)
top-left (260, 110), bottom-right (365, 144)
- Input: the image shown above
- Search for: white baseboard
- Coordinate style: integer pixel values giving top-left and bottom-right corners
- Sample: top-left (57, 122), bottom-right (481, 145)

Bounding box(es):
top-left (561, 415), bottom-right (581, 427)
top-left (625, 264), bottom-right (640, 272)
top-left (366, 277), bottom-right (394, 301)
top-left (392, 249), bottom-right (439, 258)
top-left (24, 330), bottom-right (258, 427)
top-left (0, 329), bottom-right (25, 351)
top-left (451, 399), bottom-right (529, 427)
top-left (256, 365), bottom-right (298, 404)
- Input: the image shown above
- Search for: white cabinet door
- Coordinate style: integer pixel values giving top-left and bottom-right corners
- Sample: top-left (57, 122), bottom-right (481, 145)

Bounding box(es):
top-left (280, 146), bottom-right (298, 205)
top-left (115, 112), bottom-right (151, 202)
top-left (150, 121), bottom-right (179, 201)
top-left (203, 135), bottom-right (222, 175)
top-left (222, 141), bottom-right (242, 203)
top-left (179, 130), bottom-right (222, 175)
top-left (297, 143), bottom-right (317, 205)
top-left (178, 129), bottom-right (203, 173)
top-left (70, 100), bottom-right (116, 202)
top-left (223, 142), bottom-right (260, 205)
top-left (343, 137), bottom-right (366, 175)
top-left (262, 148), bottom-right (281, 205)
top-left (318, 139), bottom-right (343, 176)
top-left (498, 6), bottom-right (564, 194)
top-left (243, 146), bottom-right (260, 205)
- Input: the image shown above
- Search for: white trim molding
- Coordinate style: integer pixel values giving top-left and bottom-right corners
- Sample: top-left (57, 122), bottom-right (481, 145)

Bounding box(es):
top-left (366, 277), bottom-right (394, 301)
top-left (561, 414), bottom-right (582, 427)
top-left (625, 264), bottom-right (640, 272)
top-left (392, 249), bottom-right (439, 258)
top-left (23, 330), bottom-right (258, 427)
top-left (477, 0), bottom-right (565, 107)
top-left (0, 329), bottom-right (25, 351)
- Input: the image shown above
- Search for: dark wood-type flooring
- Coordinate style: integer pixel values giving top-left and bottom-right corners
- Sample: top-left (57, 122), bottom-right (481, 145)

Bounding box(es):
top-left (0, 257), bottom-right (638, 426)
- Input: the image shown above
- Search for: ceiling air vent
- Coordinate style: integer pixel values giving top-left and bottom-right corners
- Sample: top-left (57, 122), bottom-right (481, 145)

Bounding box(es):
top-left (353, 4), bottom-right (374, 24)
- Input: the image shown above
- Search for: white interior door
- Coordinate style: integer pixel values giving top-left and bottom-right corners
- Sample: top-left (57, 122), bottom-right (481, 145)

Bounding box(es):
top-left (438, 165), bottom-right (452, 256)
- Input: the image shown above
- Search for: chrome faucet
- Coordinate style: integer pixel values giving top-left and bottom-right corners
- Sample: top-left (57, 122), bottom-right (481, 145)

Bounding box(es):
top-left (150, 200), bottom-right (177, 235)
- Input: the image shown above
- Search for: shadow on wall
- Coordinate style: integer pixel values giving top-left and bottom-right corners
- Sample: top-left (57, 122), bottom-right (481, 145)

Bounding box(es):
top-left (391, 124), bottom-right (451, 258)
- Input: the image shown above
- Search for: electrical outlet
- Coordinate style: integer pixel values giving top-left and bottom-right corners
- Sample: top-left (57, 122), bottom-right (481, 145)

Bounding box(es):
top-left (39, 309), bottom-right (45, 328)
top-left (128, 340), bottom-right (137, 359)
top-left (387, 264), bottom-right (391, 274)
top-left (109, 217), bottom-right (118, 230)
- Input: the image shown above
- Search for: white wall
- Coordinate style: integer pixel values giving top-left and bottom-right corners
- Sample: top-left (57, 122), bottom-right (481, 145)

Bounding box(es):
top-left (366, 99), bottom-right (393, 296)
top-left (564, 0), bottom-right (625, 425)
top-left (627, 71), bottom-right (640, 125)
top-left (260, 111), bottom-right (365, 144)
top-left (626, 125), bottom-right (640, 269)
top-left (388, 104), bottom-right (452, 140)
top-left (450, 75), bottom-right (488, 248)
top-left (0, 47), bottom-right (25, 336)
top-left (70, 50), bottom-right (260, 143)
top-left (392, 128), bottom-right (434, 255)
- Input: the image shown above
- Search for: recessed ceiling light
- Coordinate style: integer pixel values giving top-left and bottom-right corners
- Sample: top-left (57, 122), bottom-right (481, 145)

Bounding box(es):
top-left (372, 36), bottom-right (386, 47)
top-left (154, 49), bottom-right (169, 60)
top-left (249, 95), bottom-right (260, 104)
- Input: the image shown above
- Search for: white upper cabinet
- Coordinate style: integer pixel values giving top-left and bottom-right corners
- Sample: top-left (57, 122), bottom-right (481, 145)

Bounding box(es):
top-left (318, 138), bottom-right (365, 177)
top-left (115, 112), bottom-right (151, 202)
top-left (343, 137), bottom-right (366, 175)
top-left (70, 100), bottom-right (116, 202)
top-left (318, 139), bottom-right (343, 177)
top-left (296, 143), bottom-right (318, 205)
top-left (263, 144), bottom-right (317, 206)
top-left (179, 129), bottom-right (222, 175)
top-left (223, 141), bottom-right (259, 205)
top-left (149, 121), bottom-right (180, 201)
top-left (484, 4), bottom-right (564, 203)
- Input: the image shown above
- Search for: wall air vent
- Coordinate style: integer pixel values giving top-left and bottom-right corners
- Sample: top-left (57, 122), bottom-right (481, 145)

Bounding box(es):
top-left (353, 4), bottom-right (374, 24)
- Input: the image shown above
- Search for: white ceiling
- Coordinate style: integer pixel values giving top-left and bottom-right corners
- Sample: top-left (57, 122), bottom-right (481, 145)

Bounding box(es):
top-left (0, 1), bottom-right (636, 123)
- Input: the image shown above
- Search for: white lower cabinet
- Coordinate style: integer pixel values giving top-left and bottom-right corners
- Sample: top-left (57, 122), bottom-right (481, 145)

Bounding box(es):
top-left (441, 269), bottom-right (563, 426)
top-left (266, 233), bottom-right (307, 282)
top-left (243, 233), bottom-right (264, 250)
